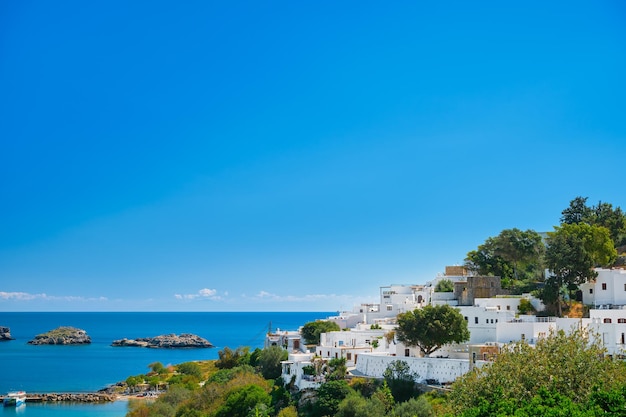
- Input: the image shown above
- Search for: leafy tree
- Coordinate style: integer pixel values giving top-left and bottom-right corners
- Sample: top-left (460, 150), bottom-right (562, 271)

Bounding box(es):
top-left (176, 362), bottom-right (202, 379)
top-left (392, 396), bottom-right (434, 417)
top-left (216, 346), bottom-right (251, 369)
top-left (126, 375), bottom-right (143, 393)
top-left (258, 345), bottom-right (288, 380)
top-left (493, 228), bottom-right (545, 281)
top-left (383, 360), bottom-right (419, 403)
top-left (465, 229), bottom-right (544, 291)
top-left (449, 327), bottom-right (626, 415)
top-left (300, 320), bottom-right (340, 345)
top-left (517, 298), bottom-right (535, 315)
top-left (150, 361), bottom-right (167, 375)
top-left (276, 405), bottom-right (298, 417)
top-left (544, 223), bottom-right (617, 316)
top-left (335, 392), bottom-right (387, 417)
top-left (306, 380), bottom-right (353, 417)
top-left (214, 384), bottom-right (272, 417)
top-left (561, 196), bottom-right (626, 247)
top-left (465, 237), bottom-right (513, 279)
top-left (326, 357), bottom-right (347, 380)
top-left (561, 196), bottom-right (594, 225)
top-left (434, 278), bottom-right (454, 292)
top-left (396, 304), bottom-right (470, 356)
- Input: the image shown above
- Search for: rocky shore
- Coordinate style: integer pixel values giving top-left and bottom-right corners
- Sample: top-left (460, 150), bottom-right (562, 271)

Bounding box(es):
top-left (112, 333), bottom-right (213, 348)
top-left (0, 326), bottom-right (14, 341)
top-left (28, 326), bottom-right (91, 345)
top-left (0, 393), bottom-right (115, 403)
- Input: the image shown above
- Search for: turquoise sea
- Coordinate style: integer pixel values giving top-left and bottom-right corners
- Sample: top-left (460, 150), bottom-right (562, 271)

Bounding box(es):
top-left (0, 312), bottom-right (333, 416)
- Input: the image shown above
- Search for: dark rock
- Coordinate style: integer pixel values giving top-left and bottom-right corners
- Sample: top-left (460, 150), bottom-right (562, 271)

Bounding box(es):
top-left (28, 326), bottom-right (91, 345)
top-left (0, 326), bottom-right (14, 341)
top-left (112, 333), bottom-right (213, 348)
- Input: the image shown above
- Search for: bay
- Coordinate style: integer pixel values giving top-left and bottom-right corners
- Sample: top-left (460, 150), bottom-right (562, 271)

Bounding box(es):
top-left (0, 312), bottom-right (332, 417)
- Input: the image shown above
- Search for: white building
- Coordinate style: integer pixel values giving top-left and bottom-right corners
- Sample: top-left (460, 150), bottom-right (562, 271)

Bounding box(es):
top-left (581, 269), bottom-right (626, 307)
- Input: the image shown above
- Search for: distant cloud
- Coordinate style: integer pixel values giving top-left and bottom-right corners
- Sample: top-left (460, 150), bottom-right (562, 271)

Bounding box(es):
top-left (174, 288), bottom-right (222, 301)
top-left (248, 291), bottom-right (368, 305)
top-left (0, 291), bottom-right (108, 302)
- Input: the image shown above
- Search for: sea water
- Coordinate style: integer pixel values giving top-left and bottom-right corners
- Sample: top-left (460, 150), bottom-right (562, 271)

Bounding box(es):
top-left (0, 312), bottom-right (332, 416)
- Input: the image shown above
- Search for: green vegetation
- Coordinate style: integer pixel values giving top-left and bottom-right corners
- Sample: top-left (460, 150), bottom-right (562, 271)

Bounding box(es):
top-left (448, 327), bottom-right (626, 416)
top-left (301, 320), bottom-right (340, 345)
top-left (434, 279), bottom-right (454, 292)
top-left (396, 304), bottom-right (470, 356)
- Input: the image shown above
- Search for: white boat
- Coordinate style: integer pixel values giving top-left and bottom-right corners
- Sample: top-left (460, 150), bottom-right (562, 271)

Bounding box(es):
top-left (3, 391), bottom-right (26, 407)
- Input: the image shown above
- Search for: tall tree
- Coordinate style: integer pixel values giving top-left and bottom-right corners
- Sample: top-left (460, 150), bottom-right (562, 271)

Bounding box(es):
top-left (493, 228), bottom-right (545, 281)
top-left (561, 196), bottom-right (593, 224)
top-left (396, 305), bottom-right (470, 356)
top-left (543, 223), bottom-right (617, 316)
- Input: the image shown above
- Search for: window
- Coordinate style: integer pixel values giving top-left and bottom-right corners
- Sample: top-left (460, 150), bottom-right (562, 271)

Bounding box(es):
top-left (405, 348), bottom-right (410, 357)
top-left (624, 283), bottom-right (626, 291)
top-left (622, 333), bottom-right (625, 345)
top-left (507, 305), bottom-right (510, 310)
top-left (590, 289), bottom-right (593, 294)
top-left (521, 334), bottom-right (526, 340)
top-left (618, 318), bottom-right (626, 323)
top-left (475, 317), bottom-right (479, 324)
top-left (602, 283), bottom-right (607, 290)
top-left (486, 319), bottom-right (489, 324)
top-left (347, 353), bottom-right (351, 361)
top-left (604, 318), bottom-right (612, 323)
top-left (464, 316), bottom-right (468, 321)
top-left (387, 305), bottom-right (393, 311)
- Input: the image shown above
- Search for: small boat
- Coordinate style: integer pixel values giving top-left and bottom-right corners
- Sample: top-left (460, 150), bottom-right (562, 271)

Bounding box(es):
top-left (3, 391), bottom-right (26, 407)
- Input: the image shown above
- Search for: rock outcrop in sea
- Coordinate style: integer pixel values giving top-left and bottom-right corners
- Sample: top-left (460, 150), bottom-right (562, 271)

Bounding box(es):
top-left (28, 326), bottom-right (91, 345)
top-left (111, 333), bottom-right (213, 348)
top-left (0, 326), bottom-right (14, 341)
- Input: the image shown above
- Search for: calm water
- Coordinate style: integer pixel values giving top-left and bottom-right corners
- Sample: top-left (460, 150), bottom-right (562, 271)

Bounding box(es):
top-left (0, 312), bottom-right (332, 416)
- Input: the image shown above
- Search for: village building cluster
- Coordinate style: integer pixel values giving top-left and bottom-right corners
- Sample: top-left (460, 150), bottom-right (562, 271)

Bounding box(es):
top-left (272, 266), bottom-right (626, 390)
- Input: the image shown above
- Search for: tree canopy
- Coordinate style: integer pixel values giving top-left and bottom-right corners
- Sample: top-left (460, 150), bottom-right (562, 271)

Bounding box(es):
top-left (465, 228), bottom-right (544, 292)
top-left (561, 196), bottom-right (626, 247)
top-left (396, 304), bottom-right (470, 356)
top-left (449, 327), bottom-right (626, 416)
top-left (301, 320), bottom-right (340, 345)
top-left (543, 222), bottom-right (617, 316)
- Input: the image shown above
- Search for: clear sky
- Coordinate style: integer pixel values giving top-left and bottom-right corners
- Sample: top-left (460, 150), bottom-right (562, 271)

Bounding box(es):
top-left (1, 1), bottom-right (625, 312)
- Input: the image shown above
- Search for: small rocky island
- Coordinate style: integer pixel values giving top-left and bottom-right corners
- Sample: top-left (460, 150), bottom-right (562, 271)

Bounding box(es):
top-left (112, 333), bottom-right (213, 348)
top-left (0, 326), bottom-right (14, 341)
top-left (28, 326), bottom-right (91, 345)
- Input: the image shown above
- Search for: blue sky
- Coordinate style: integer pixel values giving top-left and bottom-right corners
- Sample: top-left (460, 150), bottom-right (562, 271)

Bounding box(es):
top-left (1, 1), bottom-right (625, 312)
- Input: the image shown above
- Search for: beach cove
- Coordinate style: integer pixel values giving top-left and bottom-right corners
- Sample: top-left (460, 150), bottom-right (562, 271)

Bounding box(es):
top-left (0, 312), bottom-right (331, 416)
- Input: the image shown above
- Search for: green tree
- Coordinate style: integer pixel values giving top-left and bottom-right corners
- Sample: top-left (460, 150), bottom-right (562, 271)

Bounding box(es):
top-left (396, 305), bottom-right (470, 356)
top-left (493, 228), bottom-right (545, 281)
top-left (383, 360), bottom-right (419, 403)
top-left (326, 357), bottom-right (347, 380)
top-left (544, 223), bottom-right (617, 316)
top-left (215, 384), bottom-right (272, 417)
top-left (449, 327), bottom-right (626, 415)
top-left (308, 380), bottom-right (352, 417)
top-left (149, 361), bottom-right (167, 375)
top-left (465, 237), bottom-right (513, 280)
top-left (434, 278), bottom-right (454, 292)
top-left (258, 345), bottom-right (288, 380)
top-left (561, 196), bottom-right (594, 225)
top-left (561, 196), bottom-right (626, 247)
top-left (300, 320), bottom-right (340, 345)
top-left (392, 396), bottom-right (434, 417)
top-left (216, 346), bottom-right (251, 369)
top-left (176, 362), bottom-right (202, 379)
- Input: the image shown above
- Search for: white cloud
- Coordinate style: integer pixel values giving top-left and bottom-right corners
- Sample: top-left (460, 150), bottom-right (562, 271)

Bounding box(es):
top-left (174, 288), bottom-right (221, 301)
top-left (248, 290), bottom-right (369, 305)
top-left (0, 292), bottom-right (108, 302)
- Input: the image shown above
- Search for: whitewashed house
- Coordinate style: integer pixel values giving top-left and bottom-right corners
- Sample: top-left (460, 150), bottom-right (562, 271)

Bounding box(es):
top-left (580, 269), bottom-right (626, 307)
